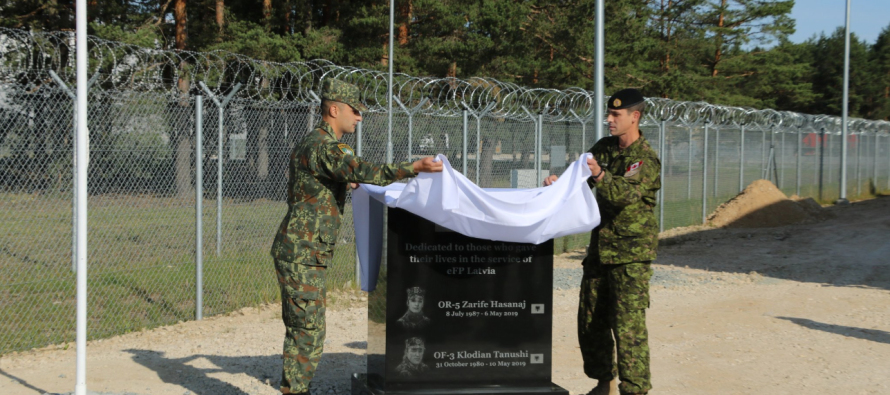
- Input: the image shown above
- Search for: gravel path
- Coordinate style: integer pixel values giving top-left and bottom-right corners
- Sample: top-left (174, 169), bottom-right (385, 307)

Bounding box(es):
top-left (4, 197), bottom-right (889, 395)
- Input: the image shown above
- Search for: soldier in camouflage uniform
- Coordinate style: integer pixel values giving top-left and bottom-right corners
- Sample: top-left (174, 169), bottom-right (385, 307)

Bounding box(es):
top-left (544, 89), bottom-right (660, 395)
top-left (270, 79), bottom-right (443, 394)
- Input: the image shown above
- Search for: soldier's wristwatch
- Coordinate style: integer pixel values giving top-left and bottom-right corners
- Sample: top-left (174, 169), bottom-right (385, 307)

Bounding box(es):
top-left (593, 169), bottom-right (604, 181)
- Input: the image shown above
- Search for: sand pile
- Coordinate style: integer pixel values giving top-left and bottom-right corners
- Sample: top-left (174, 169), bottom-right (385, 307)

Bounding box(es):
top-left (707, 179), bottom-right (832, 228)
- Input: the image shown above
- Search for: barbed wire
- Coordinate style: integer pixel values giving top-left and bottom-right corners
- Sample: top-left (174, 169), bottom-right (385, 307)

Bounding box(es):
top-left (1, 28), bottom-right (888, 134)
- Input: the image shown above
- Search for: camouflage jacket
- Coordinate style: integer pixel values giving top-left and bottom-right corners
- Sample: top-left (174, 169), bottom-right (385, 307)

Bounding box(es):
top-left (270, 121), bottom-right (416, 265)
top-left (586, 133), bottom-right (661, 264)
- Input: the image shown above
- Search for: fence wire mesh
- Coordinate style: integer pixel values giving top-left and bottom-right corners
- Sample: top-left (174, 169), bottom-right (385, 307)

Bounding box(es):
top-left (2, 28), bottom-right (890, 354)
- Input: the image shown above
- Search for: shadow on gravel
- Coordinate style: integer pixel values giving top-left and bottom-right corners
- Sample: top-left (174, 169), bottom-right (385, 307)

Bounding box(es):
top-left (125, 349), bottom-right (267, 394)
top-left (124, 348), bottom-right (364, 394)
top-left (654, 196), bottom-right (890, 291)
top-left (0, 368), bottom-right (47, 394)
top-left (775, 317), bottom-right (890, 344)
top-left (344, 341), bottom-right (367, 350)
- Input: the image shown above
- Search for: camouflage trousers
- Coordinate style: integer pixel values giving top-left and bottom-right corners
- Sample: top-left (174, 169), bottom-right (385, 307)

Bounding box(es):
top-left (578, 260), bottom-right (652, 394)
top-left (274, 258), bottom-right (327, 394)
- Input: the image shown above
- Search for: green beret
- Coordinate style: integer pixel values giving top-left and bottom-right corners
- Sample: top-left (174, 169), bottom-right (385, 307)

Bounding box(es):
top-left (321, 78), bottom-right (369, 112)
top-left (607, 88), bottom-right (644, 110)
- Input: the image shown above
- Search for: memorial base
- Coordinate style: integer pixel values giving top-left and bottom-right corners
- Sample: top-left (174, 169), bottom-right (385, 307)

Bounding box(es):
top-left (351, 374), bottom-right (569, 395)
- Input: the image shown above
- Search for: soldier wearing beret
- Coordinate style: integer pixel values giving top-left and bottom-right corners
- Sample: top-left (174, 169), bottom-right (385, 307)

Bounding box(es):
top-left (544, 88), bottom-right (660, 395)
top-left (270, 78), bottom-right (443, 394)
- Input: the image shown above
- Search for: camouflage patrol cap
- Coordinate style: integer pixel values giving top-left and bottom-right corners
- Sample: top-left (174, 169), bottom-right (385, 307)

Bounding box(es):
top-left (608, 88), bottom-right (645, 110)
top-left (405, 337), bottom-right (425, 348)
top-left (321, 78), bottom-right (368, 112)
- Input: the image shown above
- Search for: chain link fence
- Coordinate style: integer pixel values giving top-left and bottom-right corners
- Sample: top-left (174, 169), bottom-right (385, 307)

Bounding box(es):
top-left (2, 28), bottom-right (890, 354)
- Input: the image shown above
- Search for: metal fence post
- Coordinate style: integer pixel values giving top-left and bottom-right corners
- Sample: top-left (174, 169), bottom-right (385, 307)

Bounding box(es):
top-left (355, 121), bottom-right (362, 288)
top-left (395, 97), bottom-right (429, 161)
top-left (761, 129), bottom-right (768, 179)
top-left (659, 120), bottom-right (666, 232)
top-left (407, 108), bottom-right (413, 160)
top-left (198, 82), bottom-right (242, 256)
top-left (871, 131), bottom-right (880, 193)
top-left (460, 102), bottom-right (496, 184)
top-left (702, 123), bottom-right (709, 224)
top-left (48, 70), bottom-right (97, 273)
top-left (462, 110), bottom-right (468, 174)
top-left (48, 72), bottom-right (80, 273)
top-left (569, 109), bottom-right (589, 150)
top-left (477, 115), bottom-right (482, 185)
top-left (827, 133), bottom-right (834, 190)
top-left (766, 124), bottom-right (782, 191)
top-left (520, 106), bottom-right (538, 184)
top-left (713, 127), bottom-right (719, 198)
top-left (774, 132), bottom-right (785, 190)
top-left (814, 128), bottom-right (820, 186)
top-left (856, 132), bottom-right (862, 197)
top-left (739, 124), bottom-right (746, 192)
top-left (819, 127), bottom-right (826, 202)
top-left (537, 113), bottom-right (544, 187)
top-left (796, 127), bottom-right (802, 197)
top-left (687, 126), bottom-right (693, 199)
top-left (195, 96), bottom-right (204, 320)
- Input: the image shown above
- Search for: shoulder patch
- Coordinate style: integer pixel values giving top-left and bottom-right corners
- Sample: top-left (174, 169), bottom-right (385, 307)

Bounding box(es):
top-left (624, 161), bottom-right (643, 177)
top-left (337, 143), bottom-right (355, 156)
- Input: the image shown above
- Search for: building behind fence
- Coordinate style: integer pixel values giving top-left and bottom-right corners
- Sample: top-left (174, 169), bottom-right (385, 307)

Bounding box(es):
top-left (1, 28), bottom-right (889, 354)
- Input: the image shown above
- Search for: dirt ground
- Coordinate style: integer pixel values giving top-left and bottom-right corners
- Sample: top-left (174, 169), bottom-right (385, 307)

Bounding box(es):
top-left (2, 194), bottom-right (889, 395)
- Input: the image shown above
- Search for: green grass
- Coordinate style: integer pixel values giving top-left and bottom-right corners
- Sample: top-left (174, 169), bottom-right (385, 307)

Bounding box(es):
top-left (2, 172), bottom-right (887, 354)
top-left (0, 193), bottom-right (357, 354)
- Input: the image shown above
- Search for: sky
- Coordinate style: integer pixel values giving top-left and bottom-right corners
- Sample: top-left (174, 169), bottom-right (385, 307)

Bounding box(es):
top-left (787, 0), bottom-right (890, 45)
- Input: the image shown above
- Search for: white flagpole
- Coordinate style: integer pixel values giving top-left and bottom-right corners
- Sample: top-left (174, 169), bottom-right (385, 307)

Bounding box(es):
top-left (387, 0), bottom-right (395, 164)
top-left (594, 0), bottom-right (605, 141)
top-left (838, 0), bottom-right (852, 204)
top-left (74, 0), bottom-right (90, 393)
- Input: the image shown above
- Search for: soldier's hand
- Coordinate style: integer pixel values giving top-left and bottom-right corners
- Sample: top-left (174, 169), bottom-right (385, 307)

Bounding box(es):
top-left (587, 157), bottom-right (601, 174)
top-left (349, 183), bottom-right (360, 189)
top-left (413, 157), bottom-right (444, 173)
top-left (542, 175), bottom-right (558, 186)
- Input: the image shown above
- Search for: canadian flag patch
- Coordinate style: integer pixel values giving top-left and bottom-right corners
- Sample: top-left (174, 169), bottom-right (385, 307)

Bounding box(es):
top-left (624, 161), bottom-right (643, 177)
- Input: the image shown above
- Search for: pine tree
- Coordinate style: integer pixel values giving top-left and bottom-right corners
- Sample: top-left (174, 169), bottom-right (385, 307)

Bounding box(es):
top-left (808, 28), bottom-right (872, 117)
top-left (869, 24), bottom-right (890, 120)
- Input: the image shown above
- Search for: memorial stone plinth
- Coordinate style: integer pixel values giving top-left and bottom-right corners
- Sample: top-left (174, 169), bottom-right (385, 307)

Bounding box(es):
top-left (352, 208), bottom-right (568, 395)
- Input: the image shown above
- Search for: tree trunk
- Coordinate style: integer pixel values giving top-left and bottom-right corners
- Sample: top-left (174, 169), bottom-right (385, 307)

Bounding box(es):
top-left (175, 0), bottom-right (187, 50)
top-left (216, 0), bottom-right (224, 40)
top-left (174, 0), bottom-right (193, 198)
top-left (711, 0), bottom-right (726, 78)
top-left (382, 42), bottom-right (388, 66)
top-left (398, 0), bottom-right (412, 46)
top-left (284, 0), bottom-right (291, 34)
top-left (322, 0), bottom-right (330, 26)
top-left (263, 0), bottom-right (272, 30)
top-left (662, 0), bottom-right (673, 72)
top-left (304, 0), bottom-right (312, 35)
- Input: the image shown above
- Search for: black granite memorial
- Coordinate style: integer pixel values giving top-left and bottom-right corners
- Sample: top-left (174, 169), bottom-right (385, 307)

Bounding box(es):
top-left (352, 208), bottom-right (569, 395)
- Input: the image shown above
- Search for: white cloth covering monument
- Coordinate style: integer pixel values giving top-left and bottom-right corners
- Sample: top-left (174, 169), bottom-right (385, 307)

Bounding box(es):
top-left (351, 154), bottom-right (600, 395)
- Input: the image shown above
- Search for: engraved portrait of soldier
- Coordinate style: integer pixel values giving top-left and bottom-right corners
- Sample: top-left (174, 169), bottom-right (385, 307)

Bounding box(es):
top-left (395, 337), bottom-right (429, 377)
top-left (397, 287), bottom-right (430, 330)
